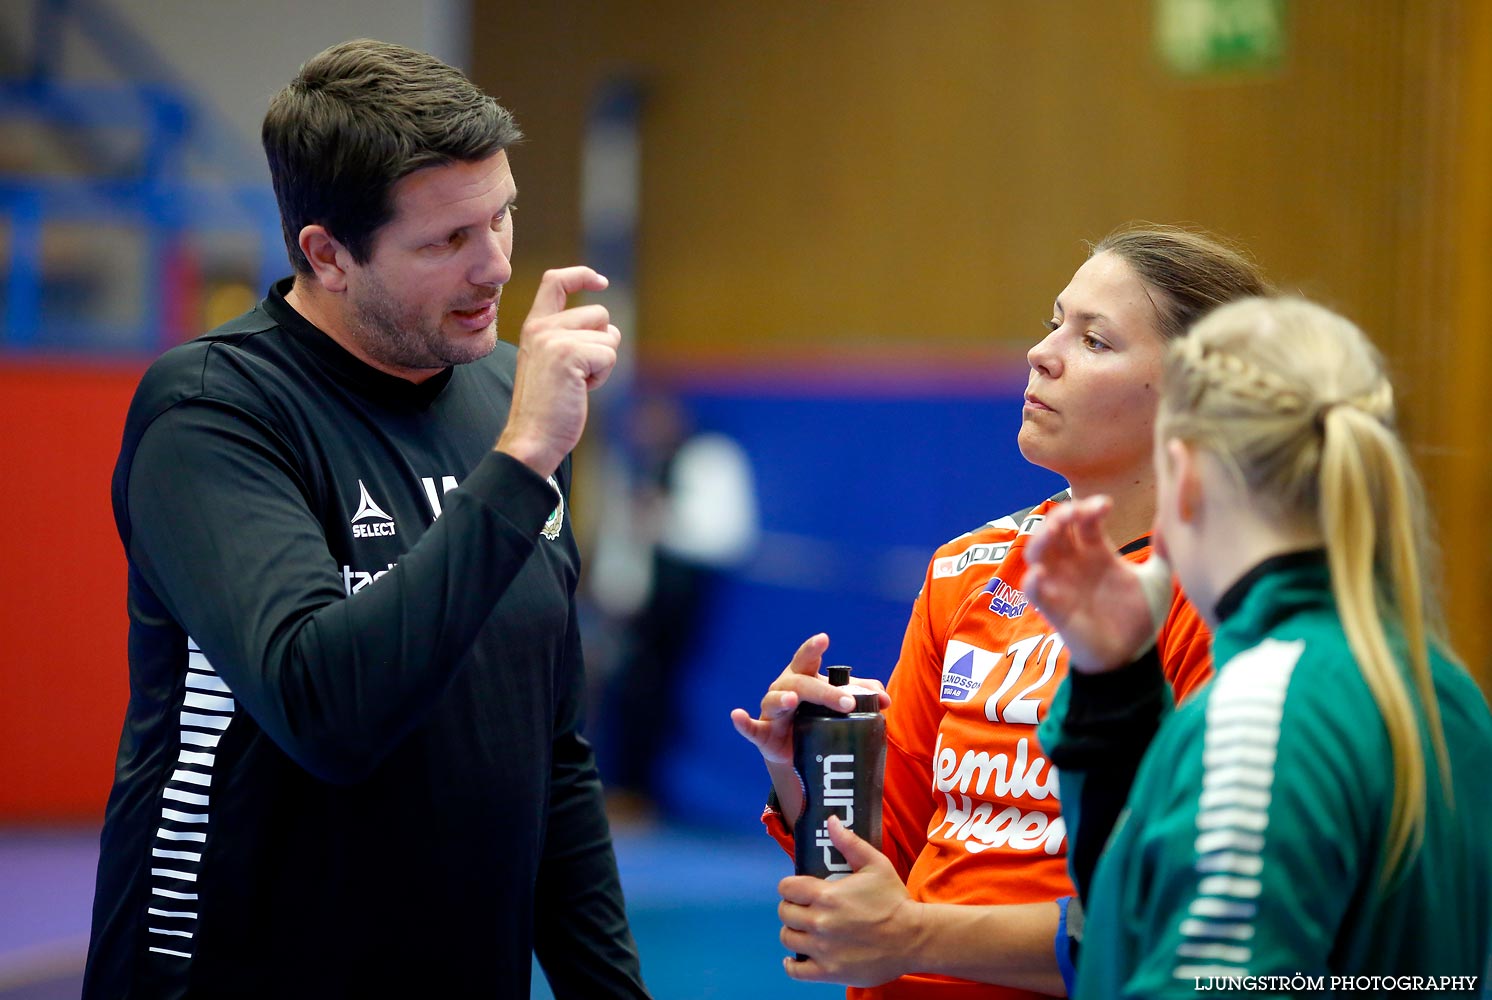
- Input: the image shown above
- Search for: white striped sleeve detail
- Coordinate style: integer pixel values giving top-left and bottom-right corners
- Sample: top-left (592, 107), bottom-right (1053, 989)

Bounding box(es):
top-left (179, 731), bottom-right (222, 748)
top-left (1189, 897), bottom-right (1257, 920)
top-left (146, 636), bottom-right (236, 965)
top-left (148, 908), bottom-right (197, 919)
top-left (183, 691), bottom-right (235, 713)
top-left (185, 672), bottom-right (231, 694)
top-left (1198, 875), bottom-right (1263, 898)
top-left (1196, 852), bottom-right (1264, 876)
top-left (1206, 704), bottom-right (1285, 728)
top-left (1196, 808), bottom-right (1269, 832)
top-left (1179, 918), bottom-right (1255, 941)
top-left (151, 888), bottom-right (199, 901)
top-left (1177, 941), bottom-right (1253, 963)
top-left (162, 788), bottom-right (209, 807)
top-left (171, 769), bottom-right (212, 787)
top-left (153, 847), bottom-right (203, 863)
top-left (1202, 744), bottom-right (1277, 770)
top-left (156, 828), bottom-right (207, 843)
top-left (1194, 829), bottom-right (1265, 854)
top-left (1198, 786), bottom-right (1271, 812)
top-left (1200, 764), bottom-right (1276, 789)
top-left (1173, 638), bottom-right (1304, 981)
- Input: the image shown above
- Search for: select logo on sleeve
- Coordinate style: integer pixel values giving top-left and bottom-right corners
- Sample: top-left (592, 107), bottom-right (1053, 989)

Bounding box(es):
top-left (940, 639), bottom-right (1000, 703)
top-left (351, 480), bottom-right (397, 538)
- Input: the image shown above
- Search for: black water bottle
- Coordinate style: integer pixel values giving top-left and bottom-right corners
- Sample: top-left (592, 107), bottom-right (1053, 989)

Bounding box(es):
top-left (792, 665), bottom-right (886, 881)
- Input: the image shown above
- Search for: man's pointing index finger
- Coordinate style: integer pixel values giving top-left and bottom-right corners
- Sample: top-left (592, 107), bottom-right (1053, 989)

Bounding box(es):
top-left (530, 266), bottom-right (609, 320)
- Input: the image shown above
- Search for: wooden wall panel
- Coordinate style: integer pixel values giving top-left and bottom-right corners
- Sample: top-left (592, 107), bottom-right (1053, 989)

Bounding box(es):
top-left (1417, 0), bottom-right (1492, 682)
top-left (470, 0), bottom-right (1490, 686)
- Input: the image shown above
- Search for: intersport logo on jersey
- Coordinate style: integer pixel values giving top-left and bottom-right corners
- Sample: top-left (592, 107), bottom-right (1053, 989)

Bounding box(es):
top-left (986, 580), bottom-right (1029, 618)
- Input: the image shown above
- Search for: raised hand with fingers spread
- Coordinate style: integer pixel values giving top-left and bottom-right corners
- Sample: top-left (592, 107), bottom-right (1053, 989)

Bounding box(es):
top-left (1021, 494), bottom-right (1175, 672)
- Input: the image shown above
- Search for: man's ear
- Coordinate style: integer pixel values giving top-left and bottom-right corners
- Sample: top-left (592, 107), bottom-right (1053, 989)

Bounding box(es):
top-left (1165, 437), bottom-right (1204, 525)
top-left (298, 225), bottom-right (353, 293)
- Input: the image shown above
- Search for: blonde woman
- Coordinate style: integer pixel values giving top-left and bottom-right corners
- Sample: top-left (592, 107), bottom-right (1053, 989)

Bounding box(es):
top-left (1026, 297), bottom-right (1492, 996)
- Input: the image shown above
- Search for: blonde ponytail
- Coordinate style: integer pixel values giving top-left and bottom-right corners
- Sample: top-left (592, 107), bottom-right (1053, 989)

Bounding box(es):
top-left (1317, 403), bottom-right (1448, 878)
top-left (1159, 297), bottom-right (1455, 883)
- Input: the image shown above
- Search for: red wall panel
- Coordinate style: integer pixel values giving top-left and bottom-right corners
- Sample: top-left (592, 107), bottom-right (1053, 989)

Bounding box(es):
top-left (0, 361), bottom-right (144, 821)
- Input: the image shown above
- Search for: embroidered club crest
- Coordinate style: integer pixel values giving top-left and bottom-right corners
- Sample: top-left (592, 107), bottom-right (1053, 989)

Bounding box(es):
top-left (543, 476), bottom-right (565, 541)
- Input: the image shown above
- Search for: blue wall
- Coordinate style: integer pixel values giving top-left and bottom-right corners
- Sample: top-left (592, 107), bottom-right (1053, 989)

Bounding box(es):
top-left (652, 375), bottom-right (1065, 830)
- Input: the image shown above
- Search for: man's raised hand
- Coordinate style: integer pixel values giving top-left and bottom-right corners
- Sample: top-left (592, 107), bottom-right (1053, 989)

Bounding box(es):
top-left (496, 266), bottom-right (620, 476)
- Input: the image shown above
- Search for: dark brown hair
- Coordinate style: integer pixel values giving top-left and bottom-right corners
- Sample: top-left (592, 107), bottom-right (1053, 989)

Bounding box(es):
top-left (1090, 223), bottom-right (1271, 341)
top-left (262, 39), bottom-right (522, 275)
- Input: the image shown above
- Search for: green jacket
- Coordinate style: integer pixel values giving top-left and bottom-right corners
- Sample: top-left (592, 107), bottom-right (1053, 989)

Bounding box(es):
top-left (1041, 552), bottom-right (1492, 997)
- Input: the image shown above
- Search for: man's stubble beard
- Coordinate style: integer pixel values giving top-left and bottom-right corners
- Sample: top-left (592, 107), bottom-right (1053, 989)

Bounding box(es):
top-left (350, 274), bottom-right (501, 372)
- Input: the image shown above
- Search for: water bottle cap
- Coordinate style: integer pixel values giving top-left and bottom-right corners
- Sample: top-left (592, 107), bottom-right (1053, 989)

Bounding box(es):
top-left (795, 665), bottom-right (871, 719)
top-left (828, 666), bottom-right (879, 714)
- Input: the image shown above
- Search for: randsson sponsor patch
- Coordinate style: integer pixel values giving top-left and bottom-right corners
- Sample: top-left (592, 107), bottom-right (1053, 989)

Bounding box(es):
top-left (940, 639), bottom-right (1001, 703)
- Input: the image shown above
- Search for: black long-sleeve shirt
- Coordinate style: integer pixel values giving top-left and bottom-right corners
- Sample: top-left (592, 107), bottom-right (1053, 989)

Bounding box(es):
top-left (84, 279), bottom-right (648, 999)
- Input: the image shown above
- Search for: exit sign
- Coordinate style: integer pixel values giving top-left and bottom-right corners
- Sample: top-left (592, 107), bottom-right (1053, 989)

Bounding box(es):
top-left (1155, 0), bottom-right (1287, 76)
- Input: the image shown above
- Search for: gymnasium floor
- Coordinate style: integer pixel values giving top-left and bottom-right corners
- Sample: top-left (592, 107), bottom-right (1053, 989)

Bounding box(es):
top-left (0, 823), bottom-right (842, 999)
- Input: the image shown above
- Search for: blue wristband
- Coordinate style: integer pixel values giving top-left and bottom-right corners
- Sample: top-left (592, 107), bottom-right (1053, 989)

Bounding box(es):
top-left (1055, 895), bottom-right (1077, 995)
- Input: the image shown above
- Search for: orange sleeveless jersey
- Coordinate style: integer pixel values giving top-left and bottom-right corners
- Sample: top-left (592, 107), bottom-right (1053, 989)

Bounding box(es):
top-left (765, 496), bottom-right (1213, 999)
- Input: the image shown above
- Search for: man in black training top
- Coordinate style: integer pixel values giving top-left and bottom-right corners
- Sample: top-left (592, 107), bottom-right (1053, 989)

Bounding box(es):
top-left (84, 39), bottom-right (649, 999)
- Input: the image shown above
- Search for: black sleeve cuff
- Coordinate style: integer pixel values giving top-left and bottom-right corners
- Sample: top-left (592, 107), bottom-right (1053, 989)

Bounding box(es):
top-left (462, 450), bottom-right (560, 538)
top-left (1048, 645), bottom-right (1167, 769)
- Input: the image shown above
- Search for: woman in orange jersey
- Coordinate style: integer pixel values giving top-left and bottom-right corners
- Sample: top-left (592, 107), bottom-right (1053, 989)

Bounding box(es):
top-left (731, 224), bottom-right (1269, 999)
